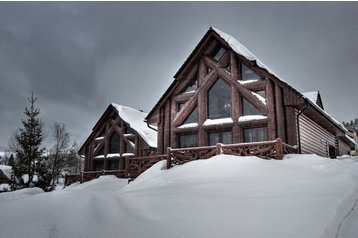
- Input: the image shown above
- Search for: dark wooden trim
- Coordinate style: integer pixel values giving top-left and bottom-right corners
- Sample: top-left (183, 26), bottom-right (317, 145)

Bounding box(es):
top-left (266, 78), bottom-right (277, 140)
top-left (275, 84), bottom-right (286, 142)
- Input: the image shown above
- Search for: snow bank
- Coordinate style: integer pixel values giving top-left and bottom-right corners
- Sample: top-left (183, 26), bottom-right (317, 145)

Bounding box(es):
top-left (0, 187), bottom-right (44, 203)
top-left (1, 155), bottom-right (358, 238)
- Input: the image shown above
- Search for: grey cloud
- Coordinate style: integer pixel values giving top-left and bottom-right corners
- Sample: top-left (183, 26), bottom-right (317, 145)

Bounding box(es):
top-left (0, 2), bottom-right (357, 148)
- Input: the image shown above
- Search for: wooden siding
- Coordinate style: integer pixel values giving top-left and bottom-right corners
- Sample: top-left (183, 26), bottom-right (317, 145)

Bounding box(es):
top-left (338, 138), bottom-right (352, 156)
top-left (298, 113), bottom-right (336, 157)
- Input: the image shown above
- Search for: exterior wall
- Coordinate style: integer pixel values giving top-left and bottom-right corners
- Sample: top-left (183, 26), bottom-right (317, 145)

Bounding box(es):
top-left (338, 139), bottom-right (352, 156)
top-left (298, 113), bottom-right (336, 157)
top-left (151, 34), bottom-right (306, 154)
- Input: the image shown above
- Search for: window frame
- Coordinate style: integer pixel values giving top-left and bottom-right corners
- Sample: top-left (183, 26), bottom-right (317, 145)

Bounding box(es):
top-left (178, 133), bottom-right (198, 148)
top-left (208, 130), bottom-right (233, 146)
top-left (243, 126), bottom-right (268, 143)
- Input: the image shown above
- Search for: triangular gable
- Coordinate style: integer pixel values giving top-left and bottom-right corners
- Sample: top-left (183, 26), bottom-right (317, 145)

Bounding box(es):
top-left (302, 91), bottom-right (324, 110)
top-left (79, 104), bottom-right (157, 155)
top-left (111, 103), bottom-right (157, 148)
top-left (146, 27), bottom-right (346, 137)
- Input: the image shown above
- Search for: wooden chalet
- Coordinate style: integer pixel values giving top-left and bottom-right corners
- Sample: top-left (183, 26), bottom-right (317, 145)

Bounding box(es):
top-left (74, 103), bottom-right (157, 183)
top-left (145, 27), bottom-right (355, 158)
top-left (68, 27), bottom-right (355, 186)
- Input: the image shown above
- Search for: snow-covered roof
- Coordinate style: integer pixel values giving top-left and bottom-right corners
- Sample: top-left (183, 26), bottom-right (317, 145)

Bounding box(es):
top-left (212, 27), bottom-right (283, 83)
top-left (111, 103), bottom-right (157, 148)
top-left (302, 93), bottom-right (351, 137)
top-left (302, 91), bottom-right (319, 105)
top-left (214, 28), bottom-right (351, 140)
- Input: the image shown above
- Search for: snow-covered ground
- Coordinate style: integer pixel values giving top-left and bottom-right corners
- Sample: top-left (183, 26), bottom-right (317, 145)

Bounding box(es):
top-left (0, 154), bottom-right (358, 238)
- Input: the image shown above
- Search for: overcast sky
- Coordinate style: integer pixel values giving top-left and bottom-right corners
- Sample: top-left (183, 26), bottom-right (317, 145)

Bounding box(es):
top-left (0, 2), bottom-right (357, 149)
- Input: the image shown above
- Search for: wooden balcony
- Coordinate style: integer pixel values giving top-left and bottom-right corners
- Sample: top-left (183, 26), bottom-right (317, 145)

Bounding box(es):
top-left (65, 139), bottom-right (297, 186)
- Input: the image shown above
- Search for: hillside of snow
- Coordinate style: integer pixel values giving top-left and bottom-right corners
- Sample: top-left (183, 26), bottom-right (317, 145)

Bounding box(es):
top-left (1, 154), bottom-right (358, 238)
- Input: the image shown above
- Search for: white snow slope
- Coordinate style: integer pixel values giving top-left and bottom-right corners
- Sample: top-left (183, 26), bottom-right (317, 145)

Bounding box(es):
top-left (1, 154), bottom-right (358, 238)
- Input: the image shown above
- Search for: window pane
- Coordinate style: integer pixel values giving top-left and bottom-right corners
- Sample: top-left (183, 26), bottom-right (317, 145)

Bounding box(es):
top-left (183, 72), bottom-right (198, 93)
top-left (177, 102), bottom-right (186, 112)
top-left (96, 147), bottom-right (104, 156)
top-left (214, 48), bottom-right (226, 61)
top-left (242, 64), bottom-right (261, 81)
top-left (109, 133), bottom-right (120, 153)
top-left (209, 131), bottom-right (232, 145)
top-left (256, 90), bottom-right (266, 98)
top-left (243, 98), bottom-right (262, 116)
top-left (183, 107), bottom-right (198, 124)
top-left (125, 143), bottom-right (134, 153)
top-left (243, 127), bottom-right (268, 143)
top-left (93, 160), bottom-right (103, 171)
top-left (222, 131), bottom-right (232, 144)
top-left (208, 79), bottom-right (231, 119)
top-left (107, 159), bottom-right (119, 170)
top-left (179, 134), bottom-right (198, 148)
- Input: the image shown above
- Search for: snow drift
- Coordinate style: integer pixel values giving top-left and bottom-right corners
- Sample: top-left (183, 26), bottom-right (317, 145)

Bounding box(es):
top-left (1, 154), bottom-right (358, 238)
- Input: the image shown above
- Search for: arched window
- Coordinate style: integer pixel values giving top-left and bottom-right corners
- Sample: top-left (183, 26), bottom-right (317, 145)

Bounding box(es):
top-left (109, 133), bottom-right (120, 154)
top-left (208, 79), bottom-right (231, 119)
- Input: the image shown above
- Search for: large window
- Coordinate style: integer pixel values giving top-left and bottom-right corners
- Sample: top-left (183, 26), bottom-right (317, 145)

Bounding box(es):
top-left (243, 127), bottom-right (268, 142)
top-left (208, 79), bottom-right (231, 119)
top-left (242, 64), bottom-right (262, 81)
top-left (178, 134), bottom-right (198, 148)
top-left (243, 98), bottom-right (262, 116)
top-left (208, 131), bottom-right (232, 145)
top-left (109, 133), bottom-right (120, 153)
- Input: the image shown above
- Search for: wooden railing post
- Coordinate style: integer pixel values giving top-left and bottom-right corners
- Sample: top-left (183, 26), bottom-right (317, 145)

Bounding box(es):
top-left (275, 138), bottom-right (283, 160)
top-left (80, 171), bottom-right (84, 183)
top-left (125, 157), bottom-right (130, 178)
top-left (216, 143), bottom-right (222, 155)
top-left (167, 147), bottom-right (172, 169)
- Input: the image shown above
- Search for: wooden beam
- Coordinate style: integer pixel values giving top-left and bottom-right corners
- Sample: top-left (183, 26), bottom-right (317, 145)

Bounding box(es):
top-left (173, 92), bottom-right (195, 103)
top-left (285, 106), bottom-right (297, 145)
top-left (275, 84), bottom-right (286, 142)
top-left (198, 59), bottom-right (208, 146)
top-left (266, 78), bottom-right (277, 140)
top-left (241, 80), bottom-right (267, 92)
top-left (173, 70), bottom-right (217, 127)
top-left (170, 99), bottom-right (178, 148)
top-left (231, 52), bottom-right (240, 144)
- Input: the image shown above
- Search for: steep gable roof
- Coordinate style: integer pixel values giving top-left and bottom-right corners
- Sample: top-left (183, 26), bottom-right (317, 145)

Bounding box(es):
top-left (111, 103), bottom-right (157, 148)
top-left (146, 27), bottom-right (348, 137)
top-left (79, 104), bottom-right (157, 154)
top-left (302, 91), bottom-right (324, 109)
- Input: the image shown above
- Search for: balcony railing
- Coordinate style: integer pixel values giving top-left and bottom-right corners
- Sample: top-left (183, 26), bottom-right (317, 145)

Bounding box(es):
top-left (65, 138), bottom-right (297, 186)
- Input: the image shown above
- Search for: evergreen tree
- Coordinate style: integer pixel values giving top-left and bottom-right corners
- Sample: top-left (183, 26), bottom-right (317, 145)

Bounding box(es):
top-left (9, 93), bottom-right (52, 191)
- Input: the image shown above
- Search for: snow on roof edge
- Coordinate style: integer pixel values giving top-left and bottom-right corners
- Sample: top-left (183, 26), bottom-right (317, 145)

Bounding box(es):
top-left (212, 27), bottom-right (284, 83)
top-left (111, 103), bottom-right (157, 148)
top-left (213, 28), bottom-right (349, 139)
top-left (302, 91), bottom-right (319, 105)
top-left (302, 96), bottom-right (349, 136)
